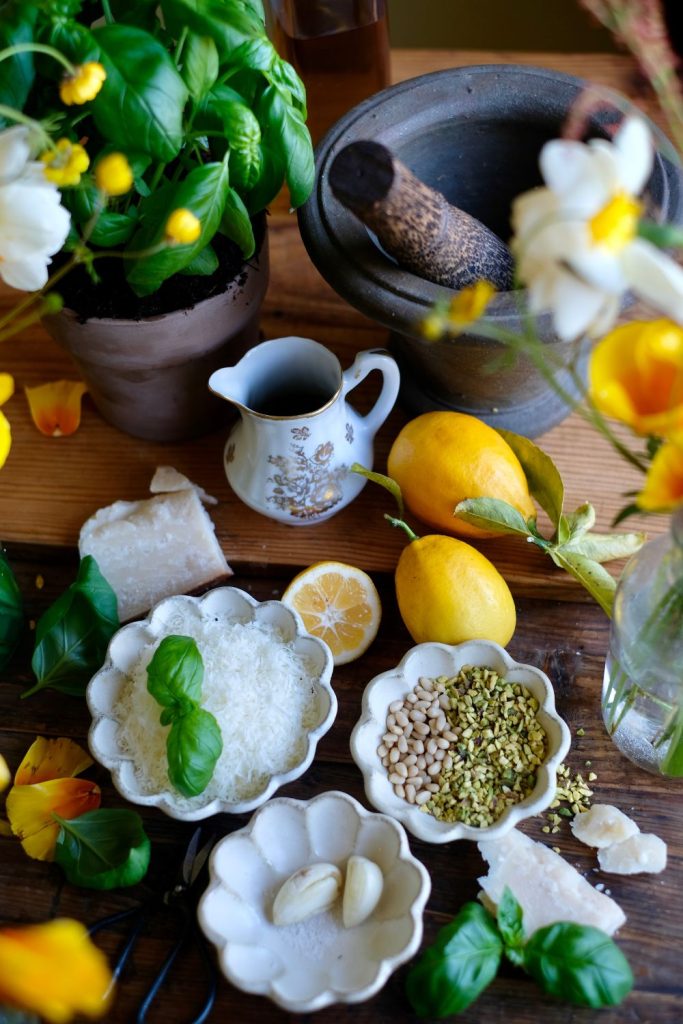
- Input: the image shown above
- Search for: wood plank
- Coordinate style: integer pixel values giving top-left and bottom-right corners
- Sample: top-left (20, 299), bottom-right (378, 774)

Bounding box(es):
top-left (0, 555), bottom-right (680, 1023)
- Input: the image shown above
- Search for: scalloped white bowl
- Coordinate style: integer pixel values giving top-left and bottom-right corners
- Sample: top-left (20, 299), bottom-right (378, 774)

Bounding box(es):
top-left (350, 639), bottom-right (571, 843)
top-left (86, 587), bottom-right (336, 820)
top-left (197, 790), bottom-right (431, 1012)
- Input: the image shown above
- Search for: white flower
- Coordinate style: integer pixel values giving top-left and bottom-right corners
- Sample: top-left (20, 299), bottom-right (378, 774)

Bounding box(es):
top-left (0, 126), bottom-right (71, 291)
top-left (511, 116), bottom-right (683, 341)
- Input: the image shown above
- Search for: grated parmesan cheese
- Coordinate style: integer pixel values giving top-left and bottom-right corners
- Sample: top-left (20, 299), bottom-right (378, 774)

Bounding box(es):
top-left (115, 611), bottom-right (322, 808)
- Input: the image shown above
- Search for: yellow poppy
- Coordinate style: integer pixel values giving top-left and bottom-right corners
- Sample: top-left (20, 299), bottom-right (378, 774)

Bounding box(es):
top-left (637, 441), bottom-right (683, 512)
top-left (41, 139), bottom-right (90, 187)
top-left (59, 62), bottom-right (106, 106)
top-left (0, 918), bottom-right (112, 1022)
top-left (94, 152), bottom-right (133, 197)
top-left (589, 319), bottom-right (683, 438)
top-left (5, 737), bottom-right (101, 861)
top-left (422, 281), bottom-right (496, 341)
top-left (25, 380), bottom-right (87, 437)
top-left (165, 207), bottom-right (202, 245)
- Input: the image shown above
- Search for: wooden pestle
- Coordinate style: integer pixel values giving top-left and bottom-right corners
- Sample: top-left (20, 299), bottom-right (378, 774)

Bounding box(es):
top-left (328, 140), bottom-right (515, 291)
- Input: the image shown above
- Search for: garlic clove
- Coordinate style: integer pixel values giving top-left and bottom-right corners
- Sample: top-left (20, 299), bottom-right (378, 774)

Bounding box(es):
top-left (342, 855), bottom-right (384, 928)
top-left (272, 862), bottom-right (342, 926)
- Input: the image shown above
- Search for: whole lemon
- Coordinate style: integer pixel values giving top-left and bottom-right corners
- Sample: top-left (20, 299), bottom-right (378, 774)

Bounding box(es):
top-left (387, 411), bottom-right (535, 539)
top-left (395, 534), bottom-right (516, 646)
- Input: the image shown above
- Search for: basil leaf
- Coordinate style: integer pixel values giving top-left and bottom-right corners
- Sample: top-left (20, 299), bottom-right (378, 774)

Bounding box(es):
top-left (257, 83), bottom-right (314, 208)
top-left (28, 556), bottom-right (119, 697)
top-left (92, 24), bottom-right (189, 162)
top-left (523, 923), bottom-right (633, 1008)
top-left (54, 809), bottom-right (150, 890)
top-left (146, 635), bottom-right (203, 718)
top-left (181, 32), bottom-right (219, 102)
top-left (0, 1), bottom-right (36, 115)
top-left (243, 137), bottom-right (285, 213)
top-left (0, 550), bottom-right (23, 671)
top-left (110, 0), bottom-right (160, 29)
top-left (497, 887), bottom-right (526, 966)
top-left (125, 159), bottom-right (230, 296)
top-left (454, 497), bottom-right (533, 538)
top-left (497, 427), bottom-right (563, 528)
top-left (220, 187), bottom-right (255, 258)
top-left (167, 707), bottom-right (223, 798)
top-left (36, 20), bottom-right (98, 74)
top-left (268, 56), bottom-right (307, 117)
top-left (179, 243), bottom-right (219, 276)
top-left (405, 902), bottom-right (502, 1017)
top-left (88, 210), bottom-right (138, 247)
top-left (161, 0), bottom-right (265, 59)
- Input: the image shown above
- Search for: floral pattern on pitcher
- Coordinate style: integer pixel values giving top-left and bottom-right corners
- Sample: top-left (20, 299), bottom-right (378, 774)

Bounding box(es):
top-left (267, 440), bottom-right (347, 519)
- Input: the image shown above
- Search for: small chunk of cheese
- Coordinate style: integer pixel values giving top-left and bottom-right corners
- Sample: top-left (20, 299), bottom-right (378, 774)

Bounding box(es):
top-left (79, 488), bottom-right (231, 621)
top-left (598, 833), bottom-right (667, 875)
top-left (149, 466), bottom-right (218, 505)
top-left (478, 828), bottom-right (626, 936)
top-left (571, 804), bottom-right (640, 849)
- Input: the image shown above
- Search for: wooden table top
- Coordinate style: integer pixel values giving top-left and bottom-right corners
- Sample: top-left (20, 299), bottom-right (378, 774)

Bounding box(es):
top-left (1, 49), bottom-right (681, 1024)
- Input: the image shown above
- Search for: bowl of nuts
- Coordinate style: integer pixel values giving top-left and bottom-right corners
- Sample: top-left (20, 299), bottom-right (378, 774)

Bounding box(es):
top-left (350, 639), bottom-right (571, 843)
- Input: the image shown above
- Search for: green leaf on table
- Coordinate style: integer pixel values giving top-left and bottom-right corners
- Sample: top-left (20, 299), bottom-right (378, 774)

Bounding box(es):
top-left (179, 243), bottom-right (219, 276)
top-left (523, 923), bottom-right (633, 1007)
top-left (54, 808), bottom-right (150, 890)
top-left (146, 635), bottom-right (204, 719)
top-left (181, 32), bottom-right (219, 101)
top-left (256, 83), bottom-right (314, 208)
top-left (125, 159), bottom-right (230, 295)
top-left (0, 549), bottom-right (23, 671)
top-left (167, 706), bottom-right (223, 797)
top-left (550, 549), bottom-right (616, 617)
top-left (497, 887), bottom-right (526, 966)
top-left (405, 902), bottom-right (503, 1017)
top-left (92, 24), bottom-right (189, 162)
top-left (563, 530), bottom-right (646, 563)
top-left (497, 427), bottom-right (564, 528)
top-left (220, 187), bottom-right (255, 258)
top-left (27, 556), bottom-right (119, 698)
top-left (454, 497), bottom-right (533, 538)
top-left (0, 1), bottom-right (37, 116)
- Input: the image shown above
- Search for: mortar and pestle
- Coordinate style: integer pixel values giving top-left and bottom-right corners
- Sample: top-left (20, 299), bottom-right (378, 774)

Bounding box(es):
top-left (298, 64), bottom-right (683, 437)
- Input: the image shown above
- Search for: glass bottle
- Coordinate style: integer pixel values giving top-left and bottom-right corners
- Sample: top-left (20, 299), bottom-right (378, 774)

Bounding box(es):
top-left (264, 0), bottom-right (391, 143)
top-left (602, 507), bottom-right (683, 777)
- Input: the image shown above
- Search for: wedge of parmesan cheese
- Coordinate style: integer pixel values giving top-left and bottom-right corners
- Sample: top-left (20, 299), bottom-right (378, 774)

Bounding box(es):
top-left (477, 828), bottom-right (626, 936)
top-left (571, 804), bottom-right (640, 849)
top-left (597, 833), bottom-right (667, 875)
top-left (79, 488), bottom-right (231, 621)
top-left (149, 466), bottom-right (218, 505)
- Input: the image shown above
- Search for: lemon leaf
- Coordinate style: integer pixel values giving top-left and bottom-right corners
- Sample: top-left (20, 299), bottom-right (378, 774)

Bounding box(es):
top-left (351, 463), bottom-right (404, 518)
top-left (564, 502), bottom-right (596, 540)
top-left (550, 550), bottom-right (615, 617)
top-left (497, 428), bottom-right (564, 528)
top-left (454, 498), bottom-right (532, 537)
top-left (562, 531), bottom-right (646, 563)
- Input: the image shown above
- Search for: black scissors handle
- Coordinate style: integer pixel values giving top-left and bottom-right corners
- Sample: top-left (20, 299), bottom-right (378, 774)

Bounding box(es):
top-left (136, 908), bottom-right (217, 1024)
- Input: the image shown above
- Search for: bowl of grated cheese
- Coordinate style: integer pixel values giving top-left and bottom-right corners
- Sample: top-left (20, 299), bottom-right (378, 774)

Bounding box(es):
top-left (86, 587), bottom-right (337, 820)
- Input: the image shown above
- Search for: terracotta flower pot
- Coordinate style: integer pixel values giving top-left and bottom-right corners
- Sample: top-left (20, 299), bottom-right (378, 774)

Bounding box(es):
top-left (43, 233), bottom-right (269, 442)
top-left (299, 65), bottom-right (683, 437)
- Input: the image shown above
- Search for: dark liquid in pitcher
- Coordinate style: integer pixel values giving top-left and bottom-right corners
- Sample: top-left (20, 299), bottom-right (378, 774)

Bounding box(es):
top-left (252, 384), bottom-right (333, 416)
top-left (273, 15), bottom-right (390, 142)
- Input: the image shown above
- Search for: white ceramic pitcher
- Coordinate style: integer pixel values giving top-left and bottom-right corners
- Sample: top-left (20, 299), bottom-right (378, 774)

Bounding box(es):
top-left (208, 337), bottom-right (400, 524)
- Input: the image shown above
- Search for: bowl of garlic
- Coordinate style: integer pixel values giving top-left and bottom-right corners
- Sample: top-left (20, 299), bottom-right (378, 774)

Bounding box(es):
top-left (86, 587), bottom-right (336, 820)
top-left (197, 790), bottom-right (431, 1012)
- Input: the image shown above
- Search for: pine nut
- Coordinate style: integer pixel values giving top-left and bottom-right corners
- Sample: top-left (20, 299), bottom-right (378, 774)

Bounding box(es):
top-left (405, 784), bottom-right (416, 803)
top-left (397, 736), bottom-right (408, 753)
top-left (410, 710), bottom-right (426, 723)
top-left (405, 692), bottom-right (418, 703)
top-left (395, 711), bottom-right (409, 728)
top-left (395, 762), bottom-right (408, 778)
top-left (414, 722), bottom-right (430, 736)
top-left (381, 756), bottom-right (390, 767)
top-left (427, 761), bottom-right (441, 776)
top-left (415, 790), bottom-right (431, 805)
top-left (407, 764), bottom-right (419, 777)
top-left (382, 733), bottom-right (397, 746)
top-left (416, 755), bottom-right (426, 770)
top-left (426, 782), bottom-right (440, 793)
top-left (403, 722), bottom-right (414, 738)
top-left (389, 724), bottom-right (403, 735)
top-left (419, 677), bottom-right (434, 691)
top-left (404, 754), bottom-right (417, 766)
top-left (389, 773), bottom-right (403, 785)
top-left (394, 783), bottom-right (406, 799)
top-left (435, 748), bottom-right (445, 761)
top-left (436, 714), bottom-right (447, 732)
top-left (426, 738), bottom-right (438, 755)
top-left (389, 747), bottom-right (400, 764)
top-left (377, 743), bottom-right (388, 757)
top-left (387, 713), bottom-right (396, 728)
top-left (412, 739), bottom-right (424, 755)
top-left (389, 700), bottom-right (403, 714)
top-left (439, 693), bottom-right (450, 709)
top-left (436, 737), bottom-right (450, 749)
top-left (443, 754), bottom-right (453, 771)
top-left (442, 730), bottom-right (457, 742)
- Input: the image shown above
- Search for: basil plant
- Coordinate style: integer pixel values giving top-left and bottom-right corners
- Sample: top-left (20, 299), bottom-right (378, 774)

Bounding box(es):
top-left (0, 0), bottom-right (314, 296)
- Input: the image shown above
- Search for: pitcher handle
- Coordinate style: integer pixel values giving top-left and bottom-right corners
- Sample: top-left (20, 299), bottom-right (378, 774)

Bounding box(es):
top-left (341, 349), bottom-right (400, 436)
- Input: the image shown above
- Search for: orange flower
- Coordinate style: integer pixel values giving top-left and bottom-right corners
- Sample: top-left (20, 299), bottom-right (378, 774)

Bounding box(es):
top-left (5, 738), bottom-right (100, 861)
top-left (25, 380), bottom-right (87, 437)
top-left (637, 441), bottom-right (683, 512)
top-left (0, 918), bottom-right (112, 1022)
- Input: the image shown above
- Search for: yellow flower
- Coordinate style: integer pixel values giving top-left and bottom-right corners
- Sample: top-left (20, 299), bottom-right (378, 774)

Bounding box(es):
top-left (0, 372), bottom-right (14, 472)
top-left (5, 737), bottom-right (100, 861)
top-left (0, 754), bottom-right (9, 792)
top-left (589, 192), bottom-right (642, 252)
top-left (589, 319), bottom-right (683, 438)
top-left (59, 62), bottom-right (106, 106)
top-left (95, 153), bottom-right (133, 197)
top-left (40, 139), bottom-right (90, 187)
top-left (447, 281), bottom-right (496, 327)
top-left (0, 918), bottom-right (112, 1022)
top-left (25, 380), bottom-right (87, 437)
top-left (637, 441), bottom-right (683, 512)
top-left (165, 208), bottom-right (202, 245)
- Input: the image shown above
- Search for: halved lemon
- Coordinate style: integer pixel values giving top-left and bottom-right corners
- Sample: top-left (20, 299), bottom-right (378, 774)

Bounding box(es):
top-left (283, 561), bottom-right (381, 665)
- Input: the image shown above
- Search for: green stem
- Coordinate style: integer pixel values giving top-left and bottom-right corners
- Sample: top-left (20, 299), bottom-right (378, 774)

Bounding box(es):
top-left (101, 0), bottom-right (114, 23)
top-left (0, 105), bottom-right (52, 148)
top-left (0, 42), bottom-right (75, 74)
top-left (175, 26), bottom-right (189, 66)
top-left (384, 514), bottom-right (420, 543)
top-left (148, 163), bottom-right (167, 192)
